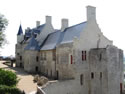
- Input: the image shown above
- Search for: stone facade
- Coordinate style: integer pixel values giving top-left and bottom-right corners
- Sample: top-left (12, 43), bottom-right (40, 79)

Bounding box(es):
top-left (40, 46), bottom-right (123, 94)
top-left (40, 50), bottom-right (56, 78)
top-left (15, 5), bottom-right (123, 94)
top-left (24, 50), bottom-right (40, 73)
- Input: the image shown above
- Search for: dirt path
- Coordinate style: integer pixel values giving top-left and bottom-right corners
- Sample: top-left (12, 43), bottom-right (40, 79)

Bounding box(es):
top-left (0, 61), bottom-right (37, 94)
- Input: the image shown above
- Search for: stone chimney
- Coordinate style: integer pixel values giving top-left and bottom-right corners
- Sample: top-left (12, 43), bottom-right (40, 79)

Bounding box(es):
top-left (46, 16), bottom-right (52, 25)
top-left (87, 6), bottom-right (96, 21)
top-left (61, 19), bottom-right (69, 31)
top-left (36, 21), bottom-right (40, 27)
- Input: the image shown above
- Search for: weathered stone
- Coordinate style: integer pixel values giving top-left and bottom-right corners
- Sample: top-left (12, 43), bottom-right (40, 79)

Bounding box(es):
top-left (34, 75), bottom-right (40, 82)
top-left (37, 76), bottom-right (48, 86)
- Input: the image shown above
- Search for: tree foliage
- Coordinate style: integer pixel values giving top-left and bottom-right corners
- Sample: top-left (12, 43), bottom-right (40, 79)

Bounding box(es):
top-left (0, 69), bottom-right (24, 94)
top-left (0, 13), bottom-right (8, 47)
top-left (0, 68), bottom-right (19, 86)
top-left (0, 85), bottom-right (23, 94)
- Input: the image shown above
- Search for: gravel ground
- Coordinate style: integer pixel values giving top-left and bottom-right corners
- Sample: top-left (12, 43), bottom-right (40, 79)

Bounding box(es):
top-left (0, 61), bottom-right (37, 94)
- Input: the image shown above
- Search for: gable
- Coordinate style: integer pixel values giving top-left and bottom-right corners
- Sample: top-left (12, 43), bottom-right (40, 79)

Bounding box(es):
top-left (73, 21), bottom-right (113, 50)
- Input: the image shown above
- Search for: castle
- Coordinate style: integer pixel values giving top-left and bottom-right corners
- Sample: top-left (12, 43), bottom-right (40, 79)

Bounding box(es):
top-left (15, 6), bottom-right (124, 94)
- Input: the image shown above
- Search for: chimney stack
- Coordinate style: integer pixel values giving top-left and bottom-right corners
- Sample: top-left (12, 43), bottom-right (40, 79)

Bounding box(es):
top-left (61, 19), bottom-right (69, 31)
top-left (36, 21), bottom-right (40, 27)
top-left (87, 6), bottom-right (96, 21)
top-left (46, 16), bottom-right (52, 25)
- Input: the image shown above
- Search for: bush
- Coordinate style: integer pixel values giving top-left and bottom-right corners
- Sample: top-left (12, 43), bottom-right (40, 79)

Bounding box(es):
top-left (0, 68), bottom-right (19, 86)
top-left (0, 85), bottom-right (23, 94)
top-left (37, 76), bottom-right (48, 86)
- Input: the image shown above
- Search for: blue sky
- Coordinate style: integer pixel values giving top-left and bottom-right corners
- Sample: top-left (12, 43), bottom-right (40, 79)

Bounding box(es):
top-left (0, 0), bottom-right (125, 56)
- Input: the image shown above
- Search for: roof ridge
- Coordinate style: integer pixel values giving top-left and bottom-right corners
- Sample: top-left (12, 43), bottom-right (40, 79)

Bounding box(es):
top-left (64, 21), bottom-right (87, 31)
top-left (47, 30), bottom-right (60, 36)
top-left (31, 24), bottom-right (45, 30)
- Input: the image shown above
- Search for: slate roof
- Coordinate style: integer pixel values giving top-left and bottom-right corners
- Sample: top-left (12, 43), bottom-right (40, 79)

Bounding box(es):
top-left (40, 21), bottom-right (87, 50)
top-left (25, 24), bottom-right (45, 38)
top-left (24, 36), bottom-right (40, 50)
top-left (22, 21), bottom-right (87, 51)
top-left (41, 30), bottom-right (62, 50)
top-left (35, 24), bottom-right (45, 33)
top-left (17, 25), bottom-right (23, 35)
top-left (25, 32), bottom-right (31, 38)
top-left (60, 22), bottom-right (87, 44)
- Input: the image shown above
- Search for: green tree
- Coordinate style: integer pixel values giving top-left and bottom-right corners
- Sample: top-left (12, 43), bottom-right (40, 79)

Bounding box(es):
top-left (0, 13), bottom-right (8, 47)
top-left (0, 68), bottom-right (19, 86)
top-left (0, 69), bottom-right (24, 94)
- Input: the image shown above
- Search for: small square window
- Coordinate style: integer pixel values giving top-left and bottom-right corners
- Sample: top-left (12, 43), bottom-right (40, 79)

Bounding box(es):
top-left (17, 53), bottom-right (19, 55)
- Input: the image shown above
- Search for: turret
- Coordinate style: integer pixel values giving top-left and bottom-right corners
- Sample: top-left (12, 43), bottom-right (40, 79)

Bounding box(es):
top-left (17, 24), bottom-right (24, 43)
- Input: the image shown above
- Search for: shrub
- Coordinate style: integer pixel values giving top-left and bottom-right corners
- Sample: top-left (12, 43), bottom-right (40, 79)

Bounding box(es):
top-left (0, 68), bottom-right (19, 86)
top-left (0, 85), bottom-right (23, 94)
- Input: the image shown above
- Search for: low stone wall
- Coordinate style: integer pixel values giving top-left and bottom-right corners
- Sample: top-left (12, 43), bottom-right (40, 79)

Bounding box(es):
top-left (37, 86), bottom-right (46, 94)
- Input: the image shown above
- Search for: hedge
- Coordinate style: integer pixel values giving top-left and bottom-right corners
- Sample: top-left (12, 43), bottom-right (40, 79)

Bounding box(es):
top-left (0, 68), bottom-right (19, 86)
top-left (0, 85), bottom-right (24, 94)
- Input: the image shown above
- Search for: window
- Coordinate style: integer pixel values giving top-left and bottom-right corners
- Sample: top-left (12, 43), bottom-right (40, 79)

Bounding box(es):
top-left (120, 83), bottom-right (122, 94)
top-left (20, 56), bottom-right (22, 60)
top-left (17, 53), bottom-right (19, 55)
top-left (42, 52), bottom-right (46, 60)
top-left (35, 66), bottom-right (38, 72)
top-left (82, 51), bottom-right (86, 61)
top-left (91, 72), bottom-right (94, 79)
top-left (71, 55), bottom-right (73, 64)
top-left (100, 72), bottom-right (102, 79)
top-left (57, 54), bottom-right (59, 64)
top-left (41, 52), bottom-right (43, 60)
top-left (44, 52), bottom-right (46, 60)
top-left (99, 54), bottom-right (102, 61)
top-left (53, 50), bottom-right (56, 61)
top-left (36, 56), bottom-right (39, 62)
top-left (80, 74), bottom-right (84, 85)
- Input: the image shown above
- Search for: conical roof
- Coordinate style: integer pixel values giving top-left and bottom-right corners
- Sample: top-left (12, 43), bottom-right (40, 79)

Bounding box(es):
top-left (17, 24), bottom-right (23, 35)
